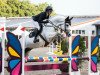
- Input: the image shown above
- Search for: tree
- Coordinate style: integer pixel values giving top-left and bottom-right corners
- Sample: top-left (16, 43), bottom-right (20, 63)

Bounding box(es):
top-left (78, 37), bottom-right (86, 69)
top-left (61, 38), bottom-right (68, 54)
top-left (0, 0), bottom-right (56, 17)
top-left (0, 0), bottom-right (12, 17)
top-left (79, 37), bottom-right (86, 56)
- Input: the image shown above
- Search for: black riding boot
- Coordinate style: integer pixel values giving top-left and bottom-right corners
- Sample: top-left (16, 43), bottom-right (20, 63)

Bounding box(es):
top-left (34, 23), bottom-right (43, 43)
top-left (34, 37), bottom-right (39, 43)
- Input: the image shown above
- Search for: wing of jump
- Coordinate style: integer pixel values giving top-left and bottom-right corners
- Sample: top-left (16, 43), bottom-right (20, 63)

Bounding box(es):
top-left (71, 35), bottom-right (80, 71)
top-left (7, 32), bottom-right (22, 75)
top-left (91, 36), bottom-right (99, 72)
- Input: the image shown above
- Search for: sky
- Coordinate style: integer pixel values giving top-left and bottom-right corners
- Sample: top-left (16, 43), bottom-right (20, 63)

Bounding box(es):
top-left (29, 0), bottom-right (100, 16)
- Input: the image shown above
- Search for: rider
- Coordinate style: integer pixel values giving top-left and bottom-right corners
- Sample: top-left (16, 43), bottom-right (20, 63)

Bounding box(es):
top-left (32, 6), bottom-right (53, 43)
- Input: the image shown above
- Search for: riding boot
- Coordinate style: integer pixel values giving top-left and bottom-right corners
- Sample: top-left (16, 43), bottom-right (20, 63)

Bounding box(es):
top-left (34, 37), bottom-right (39, 43)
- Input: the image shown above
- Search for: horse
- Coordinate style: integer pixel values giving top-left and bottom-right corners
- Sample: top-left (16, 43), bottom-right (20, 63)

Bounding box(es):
top-left (19, 15), bottom-right (73, 56)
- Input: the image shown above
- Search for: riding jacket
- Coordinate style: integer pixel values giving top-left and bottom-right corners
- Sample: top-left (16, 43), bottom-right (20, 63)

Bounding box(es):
top-left (32, 12), bottom-right (49, 23)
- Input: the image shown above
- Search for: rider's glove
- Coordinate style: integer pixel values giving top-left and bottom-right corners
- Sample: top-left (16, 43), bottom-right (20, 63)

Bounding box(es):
top-left (43, 20), bottom-right (49, 23)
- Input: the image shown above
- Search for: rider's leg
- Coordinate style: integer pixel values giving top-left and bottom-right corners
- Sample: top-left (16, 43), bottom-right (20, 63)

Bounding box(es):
top-left (34, 23), bottom-right (43, 43)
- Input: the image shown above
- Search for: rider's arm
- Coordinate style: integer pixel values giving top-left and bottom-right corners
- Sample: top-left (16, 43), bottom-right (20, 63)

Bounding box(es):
top-left (38, 13), bottom-right (49, 23)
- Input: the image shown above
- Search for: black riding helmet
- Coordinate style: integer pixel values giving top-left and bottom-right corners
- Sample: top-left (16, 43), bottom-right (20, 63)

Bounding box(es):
top-left (45, 6), bottom-right (53, 12)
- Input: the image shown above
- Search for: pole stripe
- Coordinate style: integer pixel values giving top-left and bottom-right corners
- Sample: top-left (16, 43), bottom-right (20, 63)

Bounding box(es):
top-left (25, 56), bottom-right (89, 62)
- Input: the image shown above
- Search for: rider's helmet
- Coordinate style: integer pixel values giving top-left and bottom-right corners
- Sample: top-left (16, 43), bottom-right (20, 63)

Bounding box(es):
top-left (45, 6), bottom-right (53, 12)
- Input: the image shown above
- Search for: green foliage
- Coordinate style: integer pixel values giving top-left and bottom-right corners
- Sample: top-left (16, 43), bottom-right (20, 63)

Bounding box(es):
top-left (61, 36), bottom-right (86, 55)
top-left (61, 38), bottom-right (68, 54)
top-left (79, 37), bottom-right (86, 56)
top-left (60, 61), bottom-right (69, 73)
top-left (61, 36), bottom-right (86, 71)
top-left (78, 36), bottom-right (86, 69)
top-left (0, 0), bottom-right (55, 17)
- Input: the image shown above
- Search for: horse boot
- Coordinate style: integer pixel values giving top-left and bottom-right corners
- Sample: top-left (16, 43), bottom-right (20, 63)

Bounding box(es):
top-left (39, 34), bottom-right (49, 46)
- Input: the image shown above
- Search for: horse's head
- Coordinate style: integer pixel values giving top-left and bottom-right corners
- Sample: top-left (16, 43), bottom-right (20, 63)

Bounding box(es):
top-left (49, 15), bottom-right (73, 37)
top-left (64, 16), bottom-right (73, 37)
top-left (65, 16), bottom-right (73, 26)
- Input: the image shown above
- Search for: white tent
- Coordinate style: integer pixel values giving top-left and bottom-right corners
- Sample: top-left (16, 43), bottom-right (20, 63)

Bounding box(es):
top-left (12, 25), bottom-right (29, 37)
top-left (12, 25), bottom-right (24, 35)
top-left (0, 27), bottom-right (4, 37)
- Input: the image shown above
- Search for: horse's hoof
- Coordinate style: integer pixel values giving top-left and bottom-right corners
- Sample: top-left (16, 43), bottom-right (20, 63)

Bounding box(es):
top-left (44, 42), bottom-right (49, 47)
top-left (68, 34), bottom-right (71, 37)
top-left (25, 48), bottom-right (31, 56)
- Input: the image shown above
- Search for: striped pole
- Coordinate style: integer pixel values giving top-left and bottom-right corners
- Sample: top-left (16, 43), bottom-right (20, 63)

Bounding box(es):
top-left (25, 56), bottom-right (89, 62)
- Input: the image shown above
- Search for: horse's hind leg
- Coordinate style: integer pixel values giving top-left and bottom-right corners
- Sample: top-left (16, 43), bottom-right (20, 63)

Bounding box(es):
top-left (25, 48), bottom-right (31, 57)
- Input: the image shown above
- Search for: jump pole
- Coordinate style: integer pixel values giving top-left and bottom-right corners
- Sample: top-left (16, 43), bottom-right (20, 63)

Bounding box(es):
top-left (25, 56), bottom-right (89, 62)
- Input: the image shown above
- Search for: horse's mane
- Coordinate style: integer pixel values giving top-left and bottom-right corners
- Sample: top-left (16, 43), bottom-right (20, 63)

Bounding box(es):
top-left (49, 15), bottom-right (66, 25)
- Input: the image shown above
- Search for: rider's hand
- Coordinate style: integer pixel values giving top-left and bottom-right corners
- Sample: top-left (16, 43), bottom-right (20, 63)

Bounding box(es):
top-left (43, 20), bottom-right (49, 23)
top-left (45, 20), bottom-right (49, 23)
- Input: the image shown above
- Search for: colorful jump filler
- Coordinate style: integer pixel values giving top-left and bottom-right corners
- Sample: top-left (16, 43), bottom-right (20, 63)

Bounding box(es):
top-left (91, 36), bottom-right (99, 72)
top-left (71, 35), bottom-right (80, 71)
top-left (7, 32), bottom-right (22, 75)
top-left (0, 42), bottom-right (2, 73)
top-left (6, 32), bottom-right (99, 75)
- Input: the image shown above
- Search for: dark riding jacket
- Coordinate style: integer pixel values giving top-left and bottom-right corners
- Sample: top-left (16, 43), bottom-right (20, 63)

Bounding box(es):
top-left (32, 12), bottom-right (49, 23)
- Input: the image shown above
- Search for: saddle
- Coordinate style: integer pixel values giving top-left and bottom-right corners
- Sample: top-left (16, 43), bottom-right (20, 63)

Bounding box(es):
top-left (29, 28), bottom-right (49, 46)
top-left (29, 28), bottom-right (38, 38)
